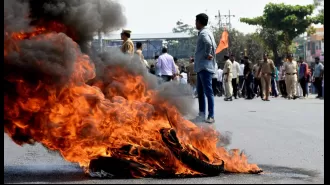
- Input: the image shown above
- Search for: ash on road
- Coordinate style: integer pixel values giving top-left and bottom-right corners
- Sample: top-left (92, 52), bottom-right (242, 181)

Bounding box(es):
top-left (4, 96), bottom-right (324, 184)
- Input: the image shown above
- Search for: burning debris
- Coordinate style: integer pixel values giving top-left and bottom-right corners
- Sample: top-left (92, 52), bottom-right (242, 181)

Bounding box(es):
top-left (4, 0), bottom-right (262, 178)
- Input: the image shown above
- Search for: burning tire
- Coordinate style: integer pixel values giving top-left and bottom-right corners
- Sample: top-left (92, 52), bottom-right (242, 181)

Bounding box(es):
top-left (89, 128), bottom-right (225, 178)
top-left (160, 128), bottom-right (225, 176)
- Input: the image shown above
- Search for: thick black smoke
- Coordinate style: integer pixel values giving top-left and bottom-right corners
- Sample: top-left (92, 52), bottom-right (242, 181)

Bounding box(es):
top-left (28, 0), bottom-right (127, 52)
top-left (4, 0), bottom-right (195, 117)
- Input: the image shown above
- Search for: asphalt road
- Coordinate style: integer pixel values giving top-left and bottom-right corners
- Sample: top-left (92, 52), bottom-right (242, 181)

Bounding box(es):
top-left (4, 95), bottom-right (324, 184)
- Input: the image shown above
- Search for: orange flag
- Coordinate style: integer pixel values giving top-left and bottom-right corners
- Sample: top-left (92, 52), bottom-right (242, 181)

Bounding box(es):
top-left (215, 30), bottom-right (229, 54)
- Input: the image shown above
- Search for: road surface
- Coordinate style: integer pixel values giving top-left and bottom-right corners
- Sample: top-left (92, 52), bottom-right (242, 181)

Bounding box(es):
top-left (4, 96), bottom-right (324, 184)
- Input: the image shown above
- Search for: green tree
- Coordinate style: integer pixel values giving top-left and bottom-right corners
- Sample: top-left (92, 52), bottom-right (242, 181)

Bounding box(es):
top-left (240, 3), bottom-right (321, 53)
top-left (257, 28), bottom-right (283, 64)
top-left (171, 21), bottom-right (197, 57)
top-left (245, 33), bottom-right (267, 63)
top-left (313, 0), bottom-right (324, 24)
top-left (172, 20), bottom-right (192, 33)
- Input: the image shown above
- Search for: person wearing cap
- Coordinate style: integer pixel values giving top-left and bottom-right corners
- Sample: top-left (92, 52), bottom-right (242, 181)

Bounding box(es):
top-left (312, 56), bottom-right (324, 98)
top-left (243, 56), bottom-right (254, 99)
top-left (257, 53), bottom-right (276, 101)
top-left (187, 57), bottom-right (198, 97)
top-left (223, 55), bottom-right (233, 101)
top-left (194, 13), bottom-right (217, 123)
top-left (282, 53), bottom-right (299, 100)
top-left (120, 29), bottom-right (134, 55)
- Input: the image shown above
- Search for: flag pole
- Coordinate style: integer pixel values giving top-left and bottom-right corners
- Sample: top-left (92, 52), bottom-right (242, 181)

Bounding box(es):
top-left (224, 27), bottom-right (229, 55)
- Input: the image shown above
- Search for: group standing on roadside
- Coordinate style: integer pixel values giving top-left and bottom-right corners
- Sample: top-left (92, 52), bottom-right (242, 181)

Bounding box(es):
top-left (118, 14), bottom-right (324, 125)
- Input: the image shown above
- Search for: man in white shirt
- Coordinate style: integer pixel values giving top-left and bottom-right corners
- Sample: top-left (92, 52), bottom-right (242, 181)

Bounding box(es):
top-left (238, 59), bottom-right (245, 97)
top-left (230, 54), bottom-right (240, 99)
top-left (217, 66), bottom-right (223, 97)
top-left (156, 48), bottom-right (177, 82)
top-left (179, 71), bottom-right (188, 84)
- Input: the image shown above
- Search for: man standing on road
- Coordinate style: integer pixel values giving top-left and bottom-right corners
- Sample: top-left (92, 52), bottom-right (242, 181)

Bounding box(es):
top-left (156, 47), bottom-right (177, 82)
top-left (187, 57), bottom-right (198, 97)
top-left (120, 30), bottom-right (134, 55)
top-left (194, 13), bottom-right (217, 123)
top-left (258, 53), bottom-right (275, 101)
top-left (230, 55), bottom-right (240, 99)
top-left (283, 53), bottom-right (298, 100)
top-left (253, 61), bottom-right (263, 99)
top-left (135, 42), bottom-right (147, 67)
top-left (313, 57), bottom-right (324, 99)
top-left (243, 56), bottom-right (254, 99)
top-left (212, 63), bottom-right (220, 97)
top-left (216, 66), bottom-right (224, 97)
top-left (298, 57), bottom-right (309, 98)
top-left (223, 55), bottom-right (233, 101)
top-left (239, 59), bottom-right (245, 97)
top-left (278, 60), bottom-right (287, 97)
top-left (173, 57), bottom-right (180, 82)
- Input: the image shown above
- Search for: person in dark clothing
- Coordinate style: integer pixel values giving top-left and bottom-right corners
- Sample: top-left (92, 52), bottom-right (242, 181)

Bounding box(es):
top-left (313, 57), bottom-right (324, 98)
top-left (298, 57), bottom-right (309, 98)
top-left (149, 64), bottom-right (156, 75)
top-left (243, 56), bottom-right (254, 99)
top-left (253, 62), bottom-right (263, 99)
top-left (239, 59), bottom-right (246, 98)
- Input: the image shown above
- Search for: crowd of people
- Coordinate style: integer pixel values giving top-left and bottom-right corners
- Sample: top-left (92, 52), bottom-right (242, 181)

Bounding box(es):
top-left (119, 14), bottom-right (324, 124)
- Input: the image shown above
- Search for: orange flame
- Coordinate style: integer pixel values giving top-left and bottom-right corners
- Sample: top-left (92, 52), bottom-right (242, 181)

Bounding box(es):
top-left (4, 25), bottom-right (261, 177)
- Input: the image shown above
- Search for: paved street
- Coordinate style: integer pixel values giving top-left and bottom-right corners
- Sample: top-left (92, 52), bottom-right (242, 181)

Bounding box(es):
top-left (4, 96), bottom-right (324, 184)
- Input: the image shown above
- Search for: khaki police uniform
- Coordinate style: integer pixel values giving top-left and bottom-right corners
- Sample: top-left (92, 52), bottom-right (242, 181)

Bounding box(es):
top-left (223, 59), bottom-right (233, 98)
top-left (259, 59), bottom-right (275, 100)
top-left (187, 63), bottom-right (197, 87)
top-left (121, 38), bottom-right (134, 55)
top-left (283, 60), bottom-right (298, 98)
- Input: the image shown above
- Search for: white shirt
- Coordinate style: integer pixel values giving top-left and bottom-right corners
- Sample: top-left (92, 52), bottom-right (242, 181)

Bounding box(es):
top-left (239, 64), bottom-right (245, 76)
top-left (217, 69), bottom-right (223, 82)
top-left (155, 53), bottom-right (176, 76)
top-left (180, 72), bottom-right (187, 84)
top-left (232, 61), bottom-right (240, 78)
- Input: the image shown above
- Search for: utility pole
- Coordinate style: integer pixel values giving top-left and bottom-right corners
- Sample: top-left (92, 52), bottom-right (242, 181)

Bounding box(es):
top-left (226, 10), bottom-right (235, 30)
top-left (215, 10), bottom-right (235, 30)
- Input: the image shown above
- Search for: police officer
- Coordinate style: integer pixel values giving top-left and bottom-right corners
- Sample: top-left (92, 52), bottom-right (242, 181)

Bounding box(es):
top-left (223, 55), bottom-right (233, 101)
top-left (258, 53), bottom-right (276, 101)
top-left (283, 53), bottom-right (299, 100)
top-left (120, 29), bottom-right (134, 55)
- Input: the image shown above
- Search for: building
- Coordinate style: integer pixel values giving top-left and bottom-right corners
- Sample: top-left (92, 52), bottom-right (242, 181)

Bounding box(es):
top-left (305, 27), bottom-right (324, 63)
top-left (92, 33), bottom-right (193, 59)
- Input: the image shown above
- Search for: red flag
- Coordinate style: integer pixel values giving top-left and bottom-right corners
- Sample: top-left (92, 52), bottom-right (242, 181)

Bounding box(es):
top-left (215, 30), bottom-right (229, 54)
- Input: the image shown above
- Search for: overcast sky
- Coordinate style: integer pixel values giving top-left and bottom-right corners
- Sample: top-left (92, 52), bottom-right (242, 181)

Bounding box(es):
top-left (116, 0), bottom-right (315, 34)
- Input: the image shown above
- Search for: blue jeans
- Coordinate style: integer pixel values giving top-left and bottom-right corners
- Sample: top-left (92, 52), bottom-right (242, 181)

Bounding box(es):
top-left (197, 70), bottom-right (214, 118)
top-left (271, 78), bottom-right (278, 97)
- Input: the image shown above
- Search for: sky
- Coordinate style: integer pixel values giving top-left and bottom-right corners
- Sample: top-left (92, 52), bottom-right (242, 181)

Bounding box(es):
top-left (116, 0), bottom-right (316, 34)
